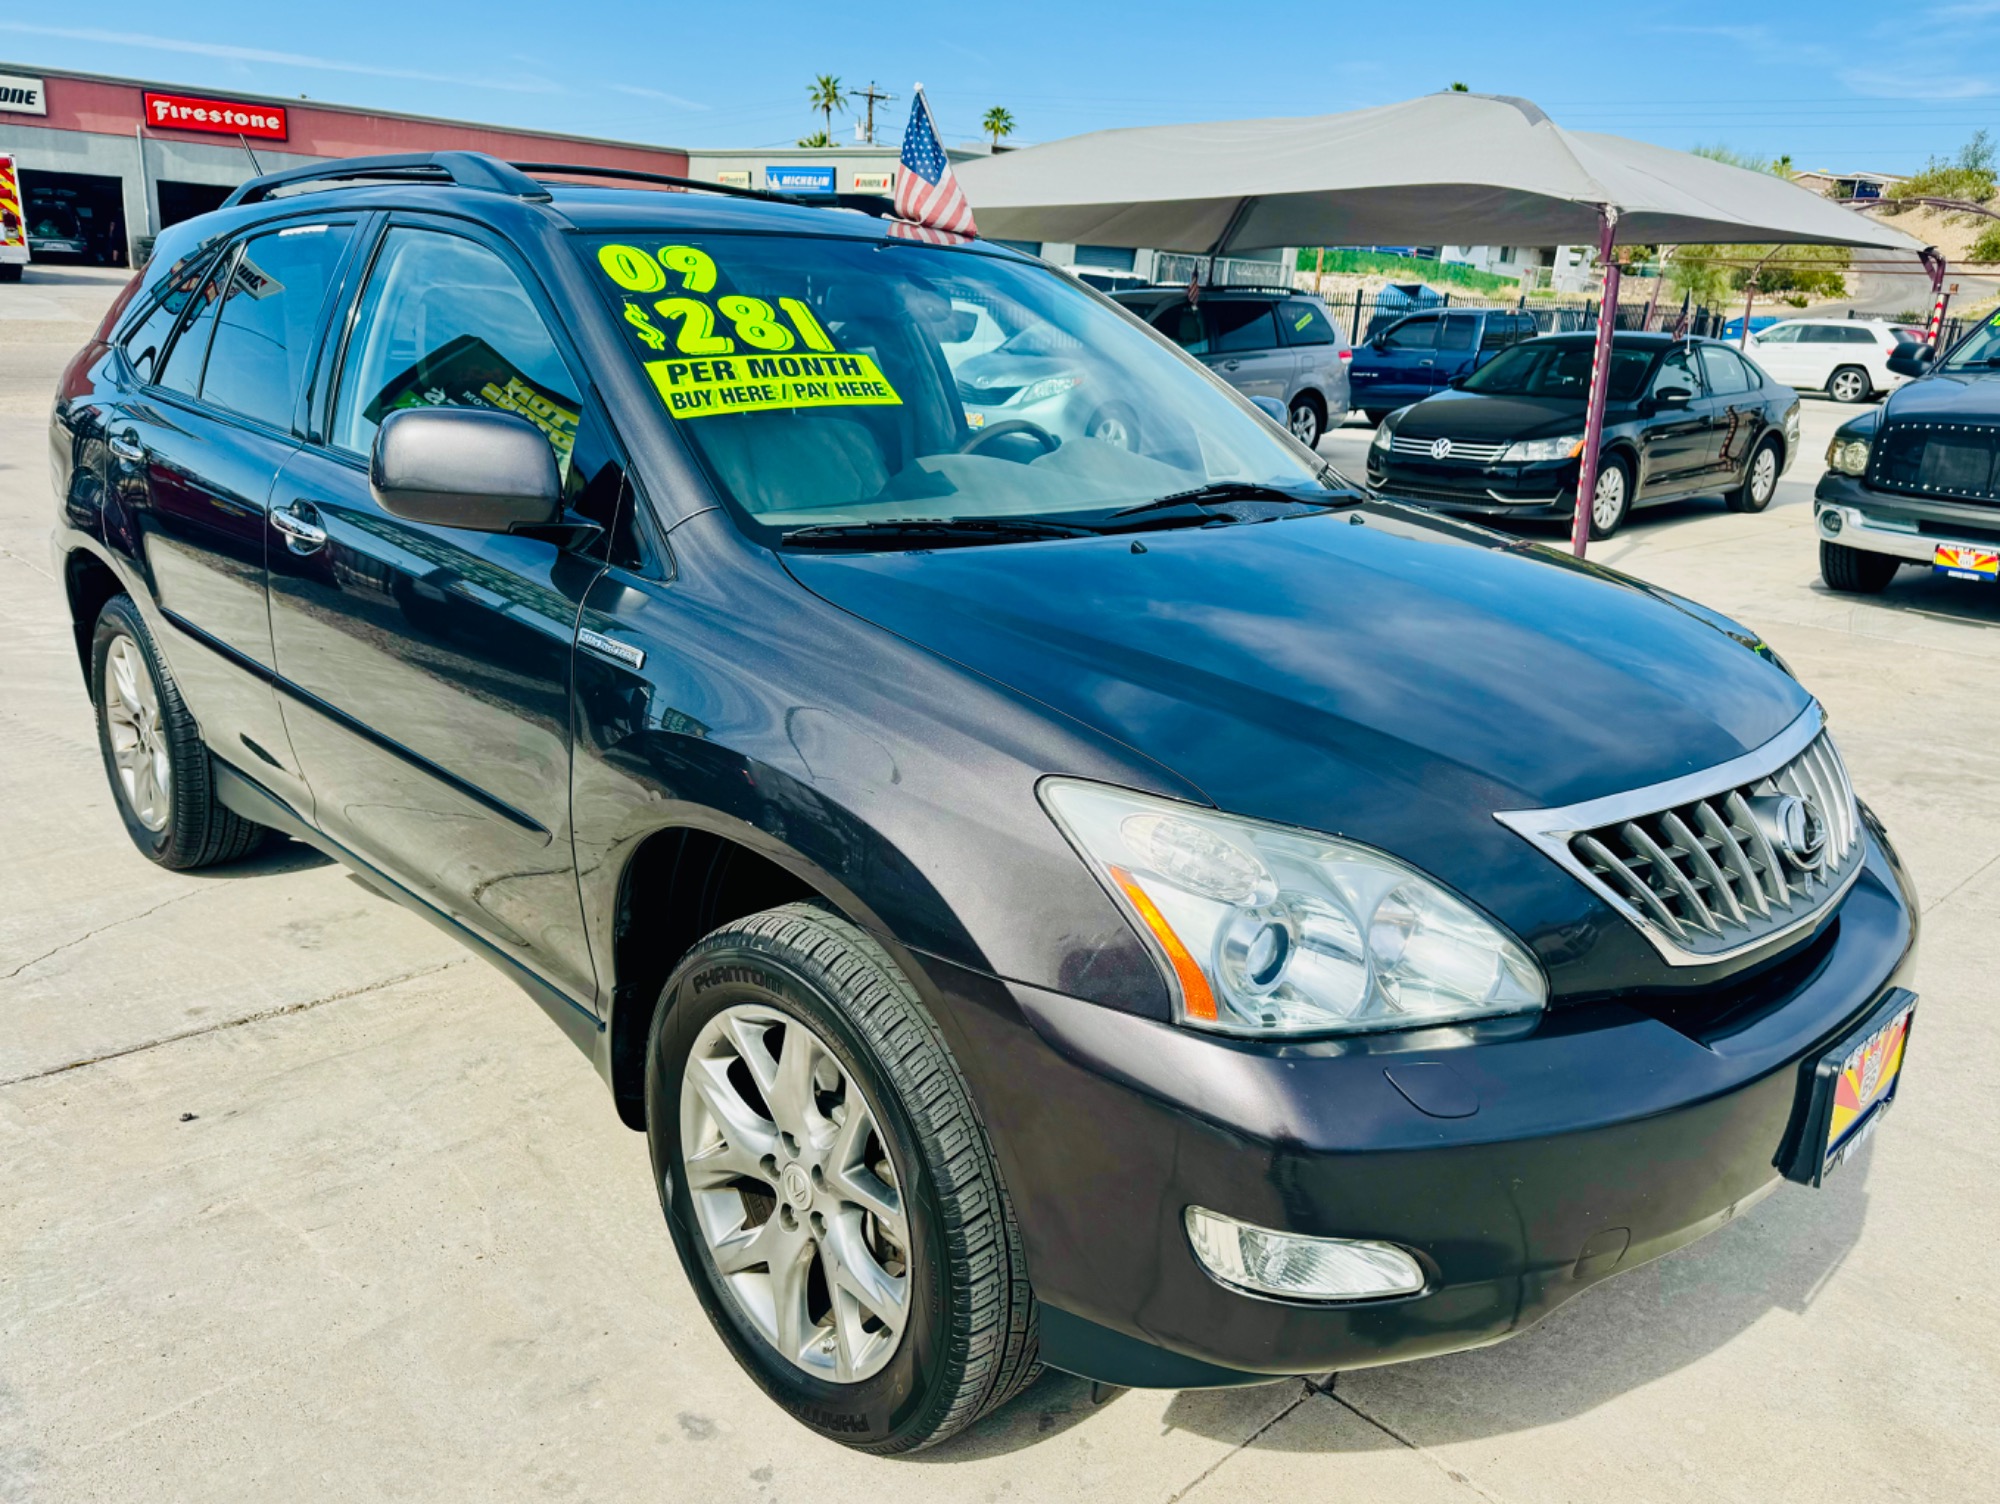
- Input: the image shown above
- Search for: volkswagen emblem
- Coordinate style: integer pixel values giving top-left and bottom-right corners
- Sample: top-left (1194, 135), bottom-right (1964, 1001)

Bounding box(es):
top-left (1773, 794), bottom-right (1827, 872)
top-left (1429, 437), bottom-right (1453, 460)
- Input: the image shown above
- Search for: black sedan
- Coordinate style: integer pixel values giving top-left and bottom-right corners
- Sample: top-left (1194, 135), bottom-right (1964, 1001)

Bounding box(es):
top-left (1366, 332), bottom-right (1803, 538)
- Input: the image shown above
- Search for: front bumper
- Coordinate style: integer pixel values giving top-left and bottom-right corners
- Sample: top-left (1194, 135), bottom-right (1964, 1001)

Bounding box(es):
top-left (1366, 454), bottom-right (1577, 521)
top-left (1814, 472), bottom-right (2000, 562)
top-left (928, 824), bottom-right (1917, 1387)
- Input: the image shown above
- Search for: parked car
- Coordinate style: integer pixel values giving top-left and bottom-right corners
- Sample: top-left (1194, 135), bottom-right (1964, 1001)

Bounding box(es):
top-left (1113, 286), bottom-right (1351, 446)
top-left (1747, 318), bottom-right (1914, 404)
top-left (1815, 322), bottom-right (2000, 592)
top-left (53, 152), bottom-right (1915, 1454)
top-left (1366, 332), bottom-right (1801, 538)
top-left (1348, 307), bottom-right (1539, 422)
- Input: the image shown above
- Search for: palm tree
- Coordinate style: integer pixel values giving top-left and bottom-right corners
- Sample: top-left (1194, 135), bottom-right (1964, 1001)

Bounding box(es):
top-left (797, 129), bottom-right (834, 148)
top-left (808, 75), bottom-right (846, 145)
top-left (982, 106), bottom-right (1016, 149)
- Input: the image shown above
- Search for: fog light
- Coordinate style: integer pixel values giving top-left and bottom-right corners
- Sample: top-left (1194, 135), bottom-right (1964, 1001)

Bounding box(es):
top-left (1822, 508), bottom-right (1843, 535)
top-left (1185, 1206), bottom-right (1426, 1302)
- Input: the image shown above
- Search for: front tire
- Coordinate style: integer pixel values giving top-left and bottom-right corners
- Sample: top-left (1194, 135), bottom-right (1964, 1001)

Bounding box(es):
top-left (1820, 540), bottom-right (1900, 593)
top-left (1727, 437), bottom-right (1781, 513)
top-left (90, 594), bottom-right (269, 869)
top-left (1827, 365), bottom-right (1871, 404)
top-left (646, 903), bottom-right (1039, 1453)
top-left (1586, 453), bottom-right (1633, 539)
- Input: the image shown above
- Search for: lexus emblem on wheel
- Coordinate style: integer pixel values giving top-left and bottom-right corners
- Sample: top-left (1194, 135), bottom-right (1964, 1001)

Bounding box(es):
top-left (1773, 794), bottom-right (1828, 872)
top-left (1429, 437), bottom-right (1453, 460)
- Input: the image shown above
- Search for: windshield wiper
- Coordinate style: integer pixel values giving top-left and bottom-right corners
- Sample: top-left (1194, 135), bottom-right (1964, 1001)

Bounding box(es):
top-left (780, 516), bottom-right (1102, 549)
top-left (1109, 480), bottom-right (1359, 521)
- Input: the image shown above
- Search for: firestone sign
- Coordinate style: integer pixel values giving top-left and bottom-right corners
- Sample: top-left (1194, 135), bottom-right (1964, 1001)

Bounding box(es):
top-left (0, 73), bottom-right (46, 115)
top-left (144, 91), bottom-right (289, 141)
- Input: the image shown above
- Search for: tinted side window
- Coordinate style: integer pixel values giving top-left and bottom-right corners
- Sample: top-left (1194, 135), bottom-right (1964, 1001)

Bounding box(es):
top-left (155, 248), bottom-right (234, 399)
top-left (332, 228), bottom-right (581, 479)
top-left (1210, 302), bottom-right (1278, 353)
top-left (1758, 324), bottom-right (1802, 344)
top-left (1278, 299), bottom-right (1335, 346)
top-left (1381, 316), bottom-right (1436, 350)
top-left (1478, 314), bottom-right (1517, 351)
top-left (1799, 326), bottom-right (1839, 344)
top-left (1152, 301), bottom-right (1209, 354)
top-left (1437, 313), bottom-right (1478, 352)
top-left (122, 250), bottom-right (218, 384)
top-left (1840, 325), bottom-right (1876, 345)
top-left (1701, 345), bottom-right (1753, 395)
top-left (199, 223), bottom-right (355, 431)
top-left (1653, 348), bottom-right (1704, 398)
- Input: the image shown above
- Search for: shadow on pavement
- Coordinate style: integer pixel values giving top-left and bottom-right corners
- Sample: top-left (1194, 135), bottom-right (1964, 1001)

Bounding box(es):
top-left (182, 835), bottom-right (333, 879)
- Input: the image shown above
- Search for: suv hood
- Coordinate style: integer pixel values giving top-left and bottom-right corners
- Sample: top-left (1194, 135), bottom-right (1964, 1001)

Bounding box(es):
top-left (784, 506), bottom-right (1808, 853)
top-left (1882, 368), bottom-right (2000, 423)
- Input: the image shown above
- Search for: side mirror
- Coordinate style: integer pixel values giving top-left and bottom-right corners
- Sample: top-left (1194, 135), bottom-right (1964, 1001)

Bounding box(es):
top-left (944, 308), bottom-right (980, 343)
top-left (1652, 386), bottom-right (1694, 408)
top-left (1447, 374), bottom-right (1468, 389)
top-left (1886, 340), bottom-right (1934, 378)
top-left (370, 408), bottom-right (563, 534)
top-left (1249, 395), bottom-right (1288, 426)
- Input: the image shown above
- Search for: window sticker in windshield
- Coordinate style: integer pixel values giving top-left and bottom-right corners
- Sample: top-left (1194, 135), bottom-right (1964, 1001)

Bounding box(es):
top-left (595, 241), bottom-right (903, 420)
top-left (363, 331), bottom-right (580, 461)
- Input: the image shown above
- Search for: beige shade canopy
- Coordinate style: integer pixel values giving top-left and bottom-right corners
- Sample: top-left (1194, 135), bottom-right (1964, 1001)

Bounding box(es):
top-left (954, 93), bottom-right (1927, 255)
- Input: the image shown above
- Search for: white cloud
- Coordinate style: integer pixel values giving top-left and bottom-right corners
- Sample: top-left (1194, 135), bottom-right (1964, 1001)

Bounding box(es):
top-left (0, 22), bottom-right (560, 93)
top-left (1839, 66), bottom-right (1994, 99)
top-left (606, 83), bottom-right (709, 112)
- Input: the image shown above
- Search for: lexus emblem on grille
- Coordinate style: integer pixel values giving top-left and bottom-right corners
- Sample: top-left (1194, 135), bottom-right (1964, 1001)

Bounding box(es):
top-left (1771, 794), bottom-right (1828, 872)
top-left (1429, 437), bottom-right (1453, 460)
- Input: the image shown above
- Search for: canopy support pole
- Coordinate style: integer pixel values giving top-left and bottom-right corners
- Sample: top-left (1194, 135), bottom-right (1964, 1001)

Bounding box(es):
top-left (1921, 247), bottom-right (1949, 350)
top-left (1569, 206), bottom-right (1621, 560)
top-left (1203, 197), bottom-right (1255, 286)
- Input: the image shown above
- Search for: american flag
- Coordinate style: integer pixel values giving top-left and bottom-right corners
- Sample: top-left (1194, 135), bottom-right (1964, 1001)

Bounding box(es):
top-left (894, 86), bottom-right (977, 237)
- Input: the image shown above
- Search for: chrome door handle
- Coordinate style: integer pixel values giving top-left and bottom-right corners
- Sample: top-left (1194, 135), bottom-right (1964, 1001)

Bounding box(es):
top-left (108, 430), bottom-right (146, 463)
top-left (271, 503), bottom-right (329, 553)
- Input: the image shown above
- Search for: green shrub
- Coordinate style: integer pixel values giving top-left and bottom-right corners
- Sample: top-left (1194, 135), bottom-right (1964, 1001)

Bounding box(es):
top-left (1969, 223), bottom-right (2000, 263)
top-left (1294, 248), bottom-right (1518, 295)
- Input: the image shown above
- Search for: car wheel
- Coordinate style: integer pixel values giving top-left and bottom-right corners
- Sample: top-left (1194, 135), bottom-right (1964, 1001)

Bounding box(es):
top-left (1084, 401), bottom-right (1141, 452)
top-left (90, 594), bottom-right (270, 869)
top-left (1587, 454), bottom-right (1632, 540)
top-left (1727, 437), bottom-right (1781, 513)
top-left (646, 902), bottom-right (1039, 1453)
top-left (0, 264), bottom-right (21, 284)
top-left (1827, 366), bottom-right (1871, 404)
top-left (1287, 393), bottom-right (1325, 448)
top-left (1819, 540), bottom-right (1900, 593)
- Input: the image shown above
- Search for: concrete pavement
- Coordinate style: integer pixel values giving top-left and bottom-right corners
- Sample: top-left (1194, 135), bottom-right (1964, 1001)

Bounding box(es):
top-left (4, 266), bottom-right (1998, 1502)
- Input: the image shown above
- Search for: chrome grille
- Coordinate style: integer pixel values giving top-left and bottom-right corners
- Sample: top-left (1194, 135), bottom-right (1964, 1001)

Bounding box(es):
top-left (1496, 711), bottom-right (1863, 965)
top-left (1389, 435), bottom-right (1508, 464)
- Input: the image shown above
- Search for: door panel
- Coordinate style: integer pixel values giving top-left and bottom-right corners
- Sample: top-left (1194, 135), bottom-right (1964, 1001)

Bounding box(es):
top-left (1355, 314), bottom-right (1438, 408)
top-left (1699, 345), bottom-right (1762, 480)
top-left (1201, 301), bottom-right (1290, 401)
top-left (266, 221), bottom-right (604, 998)
top-left (1635, 346), bottom-right (1712, 493)
top-left (1432, 312), bottom-right (1481, 388)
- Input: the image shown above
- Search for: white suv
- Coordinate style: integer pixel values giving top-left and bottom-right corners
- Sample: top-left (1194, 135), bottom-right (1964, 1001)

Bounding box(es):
top-left (1746, 318), bottom-right (1921, 404)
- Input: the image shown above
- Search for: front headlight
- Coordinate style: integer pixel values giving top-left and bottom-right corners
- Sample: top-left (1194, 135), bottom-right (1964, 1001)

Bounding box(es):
top-left (1500, 434), bottom-right (1584, 463)
top-left (1369, 418), bottom-right (1394, 451)
top-left (1013, 374), bottom-right (1082, 405)
top-left (1041, 780), bottom-right (1547, 1037)
top-left (1828, 436), bottom-right (1871, 476)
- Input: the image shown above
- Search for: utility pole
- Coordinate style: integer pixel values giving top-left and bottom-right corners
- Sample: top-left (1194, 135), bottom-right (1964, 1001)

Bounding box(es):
top-left (854, 82), bottom-right (896, 146)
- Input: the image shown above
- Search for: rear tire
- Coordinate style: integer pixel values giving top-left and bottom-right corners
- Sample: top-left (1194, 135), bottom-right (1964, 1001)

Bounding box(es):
top-left (646, 903), bottom-right (1039, 1453)
top-left (90, 594), bottom-right (271, 869)
top-left (1287, 393), bottom-right (1325, 448)
top-left (1727, 437), bottom-right (1781, 513)
top-left (1827, 365), bottom-right (1871, 404)
top-left (0, 264), bottom-right (22, 284)
top-left (1819, 540), bottom-right (1900, 593)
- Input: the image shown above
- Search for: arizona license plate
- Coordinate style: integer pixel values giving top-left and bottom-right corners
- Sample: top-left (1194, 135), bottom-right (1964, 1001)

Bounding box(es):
top-left (1789, 992), bottom-right (1916, 1186)
top-left (1933, 544), bottom-right (1999, 582)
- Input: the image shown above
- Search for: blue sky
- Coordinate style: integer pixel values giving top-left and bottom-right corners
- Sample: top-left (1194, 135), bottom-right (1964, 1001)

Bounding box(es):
top-left (3, 3), bottom-right (1996, 173)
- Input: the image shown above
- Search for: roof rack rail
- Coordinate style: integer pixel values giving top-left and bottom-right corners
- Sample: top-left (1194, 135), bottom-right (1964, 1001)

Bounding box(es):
top-left (508, 161), bottom-right (897, 219)
top-left (222, 151), bottom-right (553, 208)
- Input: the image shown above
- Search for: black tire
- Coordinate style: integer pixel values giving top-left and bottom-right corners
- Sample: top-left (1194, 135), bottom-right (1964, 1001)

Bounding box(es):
top-left (1820, 540), bottom-right (1900, 593)
top-left (646, 903), bottom-right (1039, 1454)
top-left (1827, 365), bottom-right (1871, 405)
top-left (1585, 453), bottom-right (1633, 540)
top-left (90, 594), bottom-right (270, 869)
top-left (1287, 392), bottom-right (1325, 448)
top-left (1727, 436), bottom-right (1782, 514)
top-left (0, 263), bottom-right (22, 284)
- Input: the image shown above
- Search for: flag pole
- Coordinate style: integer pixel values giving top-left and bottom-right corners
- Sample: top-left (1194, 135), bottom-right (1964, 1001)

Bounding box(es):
top-left (1569, 205), bottom-right (1621, 560)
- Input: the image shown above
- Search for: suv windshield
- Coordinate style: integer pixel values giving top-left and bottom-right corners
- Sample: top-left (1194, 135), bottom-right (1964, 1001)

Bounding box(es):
top-left (582, 233), bottom-right (1333, 539)
top-left (1460, 339), bottom-right (1653, 401)
top-left (1940, 317), bottom-right (2000, 372)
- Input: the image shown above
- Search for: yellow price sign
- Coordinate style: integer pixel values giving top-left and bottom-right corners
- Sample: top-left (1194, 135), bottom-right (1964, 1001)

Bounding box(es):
top-left (597, 240), bottom-right (903, 419)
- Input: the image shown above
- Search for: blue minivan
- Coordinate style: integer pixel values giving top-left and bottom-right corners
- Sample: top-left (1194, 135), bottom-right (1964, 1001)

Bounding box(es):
top-left (1349, 307), bottom-right (1538, 422)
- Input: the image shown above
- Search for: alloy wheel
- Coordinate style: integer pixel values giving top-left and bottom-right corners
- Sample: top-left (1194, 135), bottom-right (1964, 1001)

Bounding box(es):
top-left (1592, 465), bottom-right (1627, 531)
top-left (1829, 368), bottom-right (1868, 403)
top-left (1290, 403), bottom-right (1320, 446)
top-left (680, 1003), bottom-right (912, 1384)
top-left (102, 633), bottom-right (171, 831)
top-left (1750, 446), bottom-right (1778, 505)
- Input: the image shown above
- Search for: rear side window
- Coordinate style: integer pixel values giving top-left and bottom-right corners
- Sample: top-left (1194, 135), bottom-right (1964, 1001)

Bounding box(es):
top-left (1652, 347), bottom-right (1704, 399)
top-left (155, 250), bottom-right (233, 399)
top-left (1152, 301), bottom-right (1209, 354)
top-left (122, 250), bottom-right (217, 384)
top-left (1380, 316), bottom-right (1437, 350)
top-left (1839, 326), bottom-right (1876, 345)
top-left (1799, 326), bottom-right (1840, 344)
top-left (1278, 299), bottom-right (1335, 346)
top-left (331, 228), bottom-right (581, 477)
top-left (1436, 313), bottom-right (1478, 351)
top-left (198, 223), bottom-right (355, 431)
top-left (1210, 302), bottom-right (1278, 353)
top-left (1700, 345), bottom-right (1754, 395)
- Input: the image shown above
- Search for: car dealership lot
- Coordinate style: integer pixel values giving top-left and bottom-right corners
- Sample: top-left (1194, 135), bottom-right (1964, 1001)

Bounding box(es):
top-left (3, 269), bottom-right (1998, 1501)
